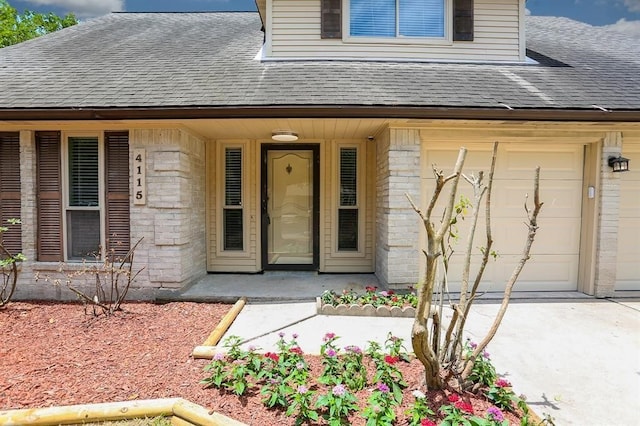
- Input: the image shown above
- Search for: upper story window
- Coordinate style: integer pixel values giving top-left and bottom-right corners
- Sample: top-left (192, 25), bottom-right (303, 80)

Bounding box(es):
top-left (349, 0), bottom-right (445, 39)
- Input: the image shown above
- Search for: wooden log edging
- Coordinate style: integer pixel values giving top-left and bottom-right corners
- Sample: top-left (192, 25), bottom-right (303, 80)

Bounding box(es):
top-left (193, 297), bottom-right (247, 360)
top-left (0, 398), bottom-right (247, 426)
top-left (316, 297), bottom-right (416, 318)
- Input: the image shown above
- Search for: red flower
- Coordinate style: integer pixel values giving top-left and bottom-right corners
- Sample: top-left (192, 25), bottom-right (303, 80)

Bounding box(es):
top-left (365, 286), bottom-right (377, 292)
top-left (420, 419), bottom-right (437, 426)
top-left (387, 289), bottom-right (395, 295)
top-left (289, 346), bottom-right (303, 355)
top-left (392, 296), bottom-right (398, 302)
top-left (384, 355), bottom-right (399, 365)
top-left (448, 393), bottom-right (460, 403)
top-left (455, 400), bottom-right (474, 414)
top-left (264, 352), bottom-right (279, 362)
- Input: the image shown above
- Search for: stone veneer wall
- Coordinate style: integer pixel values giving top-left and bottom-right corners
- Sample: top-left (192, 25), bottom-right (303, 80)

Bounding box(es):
top-left (375, 128), bottom-right (421, 288)
top-left (13, 128), bottom-right (206, 300)
top-left (130, 129), bottom-right (207, 291)
top-left (593, 132), bottom-right (623, 298)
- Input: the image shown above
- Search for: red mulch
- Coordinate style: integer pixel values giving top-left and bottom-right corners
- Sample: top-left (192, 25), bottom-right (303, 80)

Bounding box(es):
top-left (0, 302), bottom-right (521, 425)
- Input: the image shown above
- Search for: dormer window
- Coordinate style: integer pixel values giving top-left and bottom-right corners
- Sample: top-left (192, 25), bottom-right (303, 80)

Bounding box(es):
top-left (321, 0), bottom-right (474, 43)
top-left (350, 0), bottom-right (445, 39)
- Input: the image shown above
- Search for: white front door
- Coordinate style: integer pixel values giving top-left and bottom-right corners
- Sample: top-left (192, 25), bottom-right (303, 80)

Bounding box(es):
top-left (262, 145), bottom-right (319, 270)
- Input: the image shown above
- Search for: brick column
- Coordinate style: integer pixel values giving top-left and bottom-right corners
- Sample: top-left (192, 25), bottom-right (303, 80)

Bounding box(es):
top-left (376, 128), bottom-right (421, 288)
top-left (593, 132), bottom-right (622, 298)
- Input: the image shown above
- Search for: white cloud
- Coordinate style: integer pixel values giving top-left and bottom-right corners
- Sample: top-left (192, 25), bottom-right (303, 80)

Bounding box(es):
top-left (22, 0), bottom-right (123, 17)
top-left (603, 18), bottom-right (640, 35)
top-left (623, 0), bottom-right (640, 12)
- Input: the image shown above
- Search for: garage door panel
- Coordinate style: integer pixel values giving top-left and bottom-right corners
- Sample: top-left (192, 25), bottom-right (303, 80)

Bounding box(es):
top-left (424, 145), bottom-right (494, 175)
top-left (443, 254), bottom-right (578, 292)
top-left (616, 143), bottom-right (640, 290)
top-left (492, 180), bottom-right (582, 219)
top-left (423, 143), bottom-right (583, 292)
top-left (492, 217), bottom-right (580, 255)
top-left (498, 145), bottom-right (583, 180)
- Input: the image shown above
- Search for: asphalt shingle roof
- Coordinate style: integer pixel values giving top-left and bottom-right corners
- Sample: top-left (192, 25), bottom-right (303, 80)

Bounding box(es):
top-left (0, 12), bottom-right (638, 112)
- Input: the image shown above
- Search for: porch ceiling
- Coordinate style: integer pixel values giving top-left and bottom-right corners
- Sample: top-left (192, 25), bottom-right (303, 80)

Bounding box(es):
top-left (180, 118), bottom-right (390, 141)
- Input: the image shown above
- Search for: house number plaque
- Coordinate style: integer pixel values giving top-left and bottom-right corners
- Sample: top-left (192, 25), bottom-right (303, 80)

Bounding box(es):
top-left (133, 148), bottom-right (146, 205)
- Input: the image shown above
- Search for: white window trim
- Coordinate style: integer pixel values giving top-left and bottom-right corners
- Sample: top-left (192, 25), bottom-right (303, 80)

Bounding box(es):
top-left (216, 141), bottom-right (250, 257)
top-left (61, 132), bottom-right (105, 262)
top-left (331, 141), bottom-right (366, 258)
top-left (343, 0), bottom-right (453, 45)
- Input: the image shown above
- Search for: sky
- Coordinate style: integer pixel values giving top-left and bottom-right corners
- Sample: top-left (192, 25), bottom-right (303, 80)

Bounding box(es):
top-left (8, 0), bottom-right (640, 34)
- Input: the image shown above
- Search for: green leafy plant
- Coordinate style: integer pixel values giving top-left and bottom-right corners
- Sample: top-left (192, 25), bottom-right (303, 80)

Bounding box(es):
top-left (341, 345), bottom-right (367, 391)
top-left (440, 393), bottom-right (475, 426)
top-left (315, 383), bottom-right (359, 426)
top-left (405, 390), bottom-right (436, 426)
top-left (201, 352), bottom-right (228, 389)
top-left (487, 378), bottom-right (518, 412)
top-left (318, 332), bottom-right (342, 385)
top-left (362, 382), bottom-right (399, 426)
top-left (465, 340), bottom-right (497, 387)
top-left (320, 287), bottom-right (419, 309)
top-left (286, 384), bottom-right (319, 425)
top-left (369, 348), bottom-right (407, 404)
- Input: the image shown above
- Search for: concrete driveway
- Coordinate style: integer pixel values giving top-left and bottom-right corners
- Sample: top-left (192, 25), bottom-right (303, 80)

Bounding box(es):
top-left (223, 297), bottom-right (640, 425)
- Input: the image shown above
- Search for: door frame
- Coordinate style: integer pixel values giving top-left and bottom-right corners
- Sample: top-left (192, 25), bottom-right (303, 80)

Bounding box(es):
top-left (261, 144), bottom-right (320, 271)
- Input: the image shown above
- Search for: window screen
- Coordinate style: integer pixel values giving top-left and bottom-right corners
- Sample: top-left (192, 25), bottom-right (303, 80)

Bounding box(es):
top-left (350, 0), bottom-right (445, 38)
top-left (338, 148), bottom-right (358, 251)
top-left (223, 147), bottom-right (243, 251)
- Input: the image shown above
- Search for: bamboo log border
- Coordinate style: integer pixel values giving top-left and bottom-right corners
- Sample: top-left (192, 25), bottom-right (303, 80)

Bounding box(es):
top-left (192, 297), bottom-right (246, 359)
top-left (0, 398), bottom-right (247, 426)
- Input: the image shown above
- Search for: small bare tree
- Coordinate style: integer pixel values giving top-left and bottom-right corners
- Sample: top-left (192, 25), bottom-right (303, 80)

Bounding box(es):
top-left (37, 237), bottom-right (145, 316)
top-left (406, 142), bottom-right (543, 390)
top-left (0, 219), bottom-right (25, 309)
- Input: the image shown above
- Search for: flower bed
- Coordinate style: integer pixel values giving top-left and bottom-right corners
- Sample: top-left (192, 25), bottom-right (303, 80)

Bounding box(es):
top-left (201, 333), bottom-right (534, 426)
top-left (318, 287), bottom-right (418, 317)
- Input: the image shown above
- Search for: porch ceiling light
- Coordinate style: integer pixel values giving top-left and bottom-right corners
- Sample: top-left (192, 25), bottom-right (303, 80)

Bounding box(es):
top-left (272, 130), bottom-right (298, 142)
top-left (608, 155), bottom-right (630, 173)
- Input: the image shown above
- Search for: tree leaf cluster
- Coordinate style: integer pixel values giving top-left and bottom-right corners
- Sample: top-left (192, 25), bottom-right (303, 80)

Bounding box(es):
top-left (1, 0), bottom-right (77, 48)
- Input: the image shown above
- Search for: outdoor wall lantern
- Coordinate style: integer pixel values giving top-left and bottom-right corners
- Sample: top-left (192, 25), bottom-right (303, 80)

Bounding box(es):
top-left (608, 155), bottom-right (630, 173)
top-left (272, 130), bottom-right (299, 142)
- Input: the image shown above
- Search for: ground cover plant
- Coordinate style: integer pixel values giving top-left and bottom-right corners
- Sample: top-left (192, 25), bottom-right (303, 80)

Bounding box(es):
top-left (320, 286), bottom-right (418, 309)
top-left (202, 332), bottom-right (536, 425)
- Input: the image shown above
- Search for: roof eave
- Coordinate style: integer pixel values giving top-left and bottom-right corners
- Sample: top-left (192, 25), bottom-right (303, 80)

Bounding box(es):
top-left (1, 106), bottom-right (639, 122)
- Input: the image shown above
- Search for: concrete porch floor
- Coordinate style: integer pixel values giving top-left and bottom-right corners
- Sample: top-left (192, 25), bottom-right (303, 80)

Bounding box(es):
top-left (155, 271), bottom-right (383, 303)
top-left (153, 271), bottom-right (640, 303)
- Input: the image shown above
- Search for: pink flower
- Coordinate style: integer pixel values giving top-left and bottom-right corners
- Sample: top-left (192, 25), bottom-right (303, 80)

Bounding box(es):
top-left (448, 393), bottom-right (460, 403)
top-left (326, 348), bottom-right (337, 358)
top-left (332, 384), bottom-right (346, 397)
top-left (380, 291), bottom-right (389, 297)
top-left (297, 385), bottom-right (309, 394)
top-left (421, 420), bottom-right (437, 426)
top-left (323, 332), bottom-right (336, 342)
top-left (377, 383), bottom-right (390, 392)
top-left (213, 352), bottom-right (225, 361)
top-left (487, 406), bottom-right (505, 422)
top-left (495, 378), bottom-right (511, 388)
top-left (290, 346), bottom-right (303, 355)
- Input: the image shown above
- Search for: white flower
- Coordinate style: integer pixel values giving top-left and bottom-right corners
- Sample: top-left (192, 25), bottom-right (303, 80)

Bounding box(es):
top-left (412, 389), bottom-right (426, 399)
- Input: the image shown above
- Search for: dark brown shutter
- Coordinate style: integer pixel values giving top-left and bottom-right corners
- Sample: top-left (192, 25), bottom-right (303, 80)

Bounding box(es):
top-left (36, 131), bottom-right (63, 261)
top-left (453, 0), bottom-right (474, 41)
top-left (321, 0), bottom-right (342, 39)
top-left (0, 132), bottom-right (22, 255)
top-left (105, 131), bottom-right (130, 259)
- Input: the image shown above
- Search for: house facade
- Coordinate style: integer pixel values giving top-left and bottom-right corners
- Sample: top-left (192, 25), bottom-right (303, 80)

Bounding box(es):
top-left (0, 0), bottom-right (638, 299)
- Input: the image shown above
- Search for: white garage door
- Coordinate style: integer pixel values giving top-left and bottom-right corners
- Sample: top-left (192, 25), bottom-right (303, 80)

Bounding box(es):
top-left (422, 143), bottom-right (583, 292)
top-left (616, 142), bottom-right (640, 290)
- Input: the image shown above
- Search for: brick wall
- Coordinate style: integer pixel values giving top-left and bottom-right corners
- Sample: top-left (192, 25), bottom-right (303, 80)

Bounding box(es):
top-left (593, 132), bottom-right (623, 298)
top-left (376, 128), bottom-right (422, 288)
top-left (14, 128), bottom-right (206, 300)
